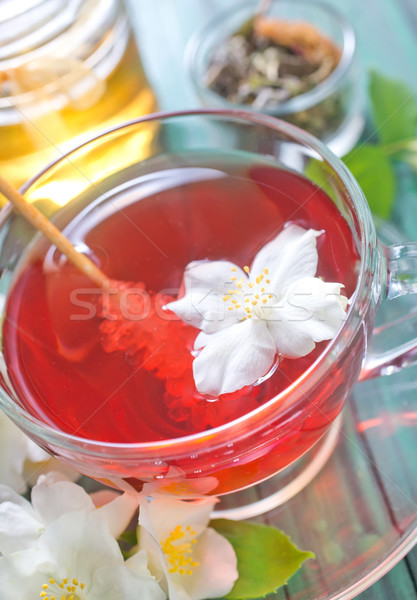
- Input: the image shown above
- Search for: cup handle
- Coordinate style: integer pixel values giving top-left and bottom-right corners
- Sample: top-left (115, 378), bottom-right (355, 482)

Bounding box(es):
top-left (358, 242), bottom-right (417, 381)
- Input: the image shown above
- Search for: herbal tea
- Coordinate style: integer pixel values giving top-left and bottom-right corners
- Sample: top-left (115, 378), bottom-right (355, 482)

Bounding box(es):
top-left (3, 153), bottom-right (359, 451)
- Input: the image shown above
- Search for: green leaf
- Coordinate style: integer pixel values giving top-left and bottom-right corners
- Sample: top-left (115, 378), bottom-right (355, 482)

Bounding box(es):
top-left (210, 519), bottom-right (314, 599)
top-left (343, 144), bottom-right (396, 219)
top-left (369, 71), bottom-right (417, 145)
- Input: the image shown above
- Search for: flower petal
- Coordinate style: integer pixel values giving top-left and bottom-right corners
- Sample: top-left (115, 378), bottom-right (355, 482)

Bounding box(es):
top-left (251, 225), bottom-right (322, 297)
top-left (142, 473), bottom-right (219, 499)
top-left (0, 497), bottom-right (43, 555)
top-left (138, 496), bottom-right (217, 541)
top-left (138, 496), bottom-right (218, 599)
top-left (181, 527), bottom-right (238, 600)
top-left (0, 548), bottom-right (46, 599)
top-left (193, 319), bottom-right (276, 396)
top-left (25, 438), bottom-right (50, 463)
top-left (166, 260), bottom-right (246, 333)
top-left (265, 277), bottom-right (347, 357)
top-left (31, 472), bottom-right (95, 524)
top-left (0, 412), bottom-right (31, 491)
top-left (0, 511), bottom-right (129, 600)
top-left (96, 492), bottom-right (139, 538)
top-left (35, 511), bottom-right (125, 583)
top-left (138, 496), bottom-right (236, 600)
top-left (92, 561), bottom-right (165, 600)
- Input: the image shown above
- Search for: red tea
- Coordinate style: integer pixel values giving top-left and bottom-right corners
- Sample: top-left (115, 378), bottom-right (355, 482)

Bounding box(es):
top-left (3, 153), bottom-right (359, 446)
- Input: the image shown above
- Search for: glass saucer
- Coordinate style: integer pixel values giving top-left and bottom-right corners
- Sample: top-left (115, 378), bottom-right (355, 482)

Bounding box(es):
top-left (219, 364), bottom-right (417, 599)
top-left (219, 219), bottom-right (417, 600)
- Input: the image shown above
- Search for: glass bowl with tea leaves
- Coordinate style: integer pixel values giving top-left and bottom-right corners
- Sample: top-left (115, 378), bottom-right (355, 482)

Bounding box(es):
top-left (186, 0), bottom-right (364, 155)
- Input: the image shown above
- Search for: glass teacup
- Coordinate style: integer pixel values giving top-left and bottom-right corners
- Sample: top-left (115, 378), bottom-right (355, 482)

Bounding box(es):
top-left (0, 110), bottom-right (415, 518)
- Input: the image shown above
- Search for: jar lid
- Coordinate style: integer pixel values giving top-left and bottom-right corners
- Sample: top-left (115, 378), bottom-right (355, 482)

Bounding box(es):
top-left (0, 0), bottom-right (118, 69)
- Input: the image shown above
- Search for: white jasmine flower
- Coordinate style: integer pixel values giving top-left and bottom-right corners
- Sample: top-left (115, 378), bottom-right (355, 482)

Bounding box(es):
top-left (0, 471), bottom-right (138, 555)
top-left (0, 510), bottom-right (165, 600)
top-left (142, 467), bottom-right (219, 499)
top-left (167, 224), bottom-right (347, 396)
top-left (138, 495), bottom-right (238, 600)
top-left (0, 410), bottom-right (78, 491)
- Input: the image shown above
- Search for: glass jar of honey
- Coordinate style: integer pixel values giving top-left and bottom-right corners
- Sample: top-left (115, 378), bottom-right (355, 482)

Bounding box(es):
top-left (0, 0), bottom-right (157, 191)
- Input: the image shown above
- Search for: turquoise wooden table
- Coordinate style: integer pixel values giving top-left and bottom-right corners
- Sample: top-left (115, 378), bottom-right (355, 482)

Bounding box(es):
top-left (128, 1), bottom-right (417, 599)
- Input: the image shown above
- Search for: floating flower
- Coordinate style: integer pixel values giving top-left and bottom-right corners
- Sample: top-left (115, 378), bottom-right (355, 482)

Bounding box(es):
top-left (167, 224), bottom-right (347, 396)
top-left (138, 495), bottom-right (238, 600)
top-left (0, 471), bottom-right (138, 555)
top-left (0, 510), bottom-right (165, 600)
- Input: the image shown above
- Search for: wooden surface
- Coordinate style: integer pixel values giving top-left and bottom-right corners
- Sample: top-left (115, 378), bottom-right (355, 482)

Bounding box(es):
top-left (127, 1), bottom-right (417, 599)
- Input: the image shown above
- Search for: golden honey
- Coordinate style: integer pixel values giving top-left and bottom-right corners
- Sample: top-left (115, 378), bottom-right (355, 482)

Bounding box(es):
top-left (0, 0), bottom-right (157, 194)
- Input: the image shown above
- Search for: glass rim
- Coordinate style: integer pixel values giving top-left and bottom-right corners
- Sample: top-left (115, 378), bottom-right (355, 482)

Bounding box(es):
top-left (185, 0), bottom-right (356, 115)
top-left (0, 108), bottom-right (374, 454)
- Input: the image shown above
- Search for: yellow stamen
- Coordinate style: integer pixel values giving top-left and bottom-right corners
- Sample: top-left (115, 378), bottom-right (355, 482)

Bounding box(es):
top-left (40, 576), bottom-right (85, 600)
top-left (231, 267), bottom-right (237, 272)
top-left (243, 266), bottom-right (250, 274)
top-left (231, 277), bottom-right (236, 281)
top-left (161, 524), bottom-right (200, 577)
top-left (264, 268), bottom-right (269, 274)
top-left (223, 295), bottom-right (230, 301)
top-left (252, 300), bottom-right (258, 306)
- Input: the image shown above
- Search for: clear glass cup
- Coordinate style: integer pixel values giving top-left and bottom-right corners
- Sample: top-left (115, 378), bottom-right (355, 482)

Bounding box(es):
top-left (0, 0), bottom-right (157, 191)
top-left (0, 110), bottom-right (416, 517)
top-left (185, 0), bottom-right (364, 156)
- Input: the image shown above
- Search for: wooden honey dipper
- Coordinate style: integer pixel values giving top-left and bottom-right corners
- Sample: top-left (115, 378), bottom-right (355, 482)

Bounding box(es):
top-left (0, 175), bottom-right (108, 287)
